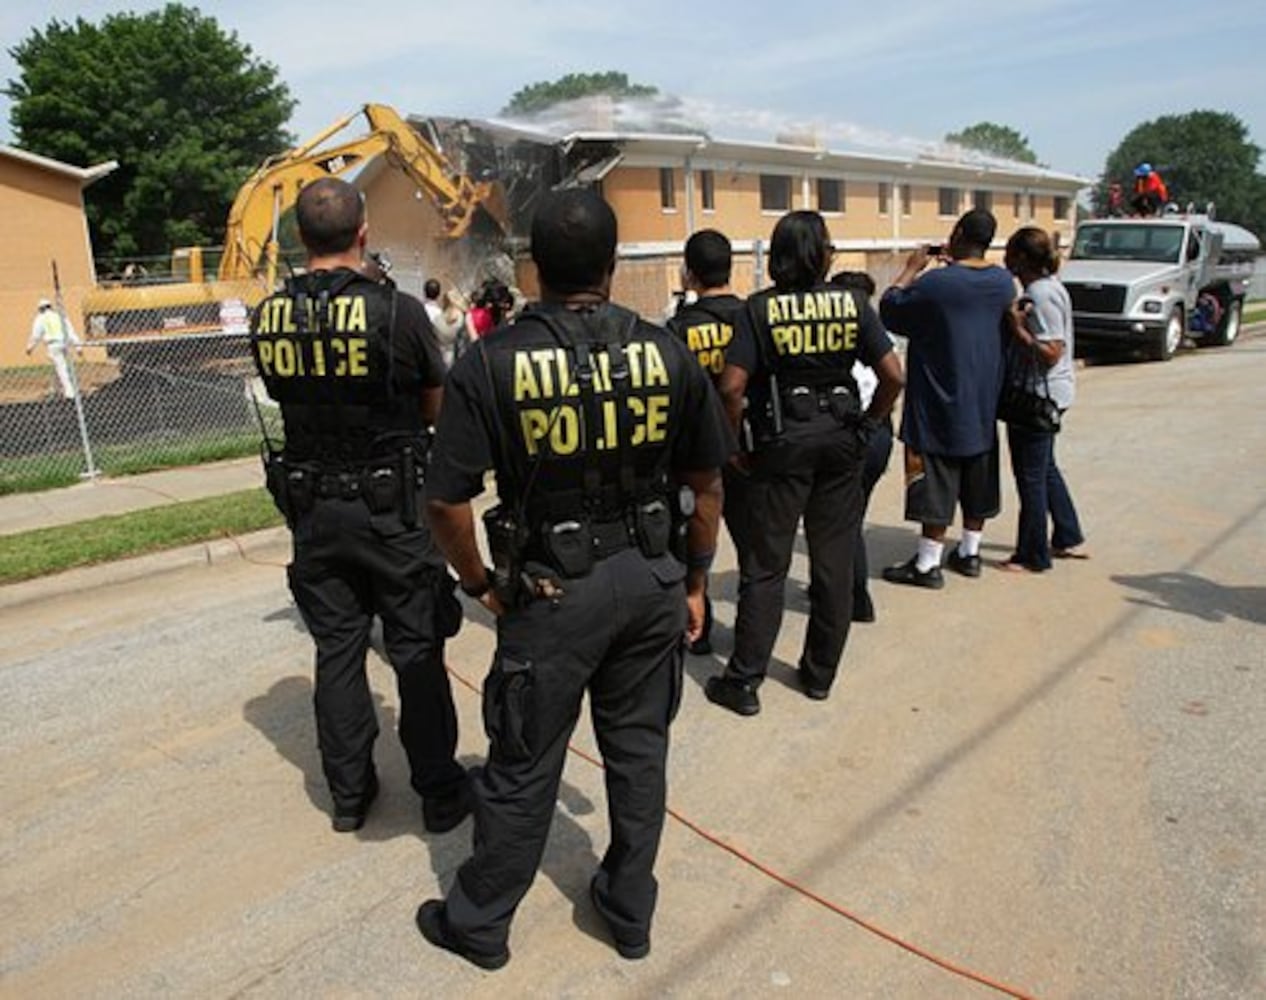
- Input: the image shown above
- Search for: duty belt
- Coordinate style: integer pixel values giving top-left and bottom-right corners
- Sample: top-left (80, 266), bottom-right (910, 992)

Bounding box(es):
top-left (588, 517), bottom-right (638, 559)
top-left (312, 466), bottom-right (404, 500)
top-left (313, 472), bottom-right (363, 499)
top-left (524, 516), bottom-right (636, 564)
top-left (781, 382), bottom-right (861, 424)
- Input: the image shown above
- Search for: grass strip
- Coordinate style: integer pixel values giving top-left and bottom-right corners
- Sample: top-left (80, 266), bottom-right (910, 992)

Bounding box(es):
top-left (1244, 302), bottom-right (1266, 325)
top-left (0, 488), bottom-right (283, 585)
top-left (0, 431), bottom-right (271, 496)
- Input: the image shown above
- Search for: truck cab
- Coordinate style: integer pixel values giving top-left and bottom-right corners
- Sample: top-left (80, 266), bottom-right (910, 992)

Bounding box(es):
top-left (1061, 213), bottom-right (1259, 361)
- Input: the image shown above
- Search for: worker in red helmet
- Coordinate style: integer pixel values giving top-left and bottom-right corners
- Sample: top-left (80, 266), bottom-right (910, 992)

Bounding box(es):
top-left (1130, 163), bottom-right (1168, 216)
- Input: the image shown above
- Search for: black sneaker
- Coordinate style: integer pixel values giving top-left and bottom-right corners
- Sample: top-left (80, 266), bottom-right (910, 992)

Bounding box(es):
top-left (882, 556), bottom-right (945, 590)
top-left (797, 668), bottom-right (830, 701)
top-left (331, 774), bottom-right (378, 833)
top-left (422, 782), bottom-right (471, 834)
top-left (704, 675), bottom-right (760, 716)
top-left (415, 900), bottom-right (510, 971)
top-left (590, 876), bottom-right (650, 960)
top-left (946, 549), bottom-right (982, 578)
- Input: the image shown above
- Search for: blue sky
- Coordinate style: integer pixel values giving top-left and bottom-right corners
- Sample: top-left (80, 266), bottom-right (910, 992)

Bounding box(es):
top-left (3, 0), bottom-right (1264, 183)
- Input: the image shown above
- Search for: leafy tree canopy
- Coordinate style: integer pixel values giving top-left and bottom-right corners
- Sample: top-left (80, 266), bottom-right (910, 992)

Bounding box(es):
top-left (1096, 110), bottom-right (1265, 236)
top-left (502, 71), bottom-right (658, 116)
top-left (944, 122), bottom-right (1039, 165)
top-left (5, 3), bottom-right (294, 260)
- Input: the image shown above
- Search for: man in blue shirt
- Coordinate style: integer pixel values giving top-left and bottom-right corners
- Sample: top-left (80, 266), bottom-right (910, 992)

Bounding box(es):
top-left (879, 209), bottom-right (1015, 588)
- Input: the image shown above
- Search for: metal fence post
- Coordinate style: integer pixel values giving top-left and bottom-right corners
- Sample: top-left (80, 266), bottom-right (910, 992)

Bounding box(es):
top-left (52, 260), bottom-right (99, 480)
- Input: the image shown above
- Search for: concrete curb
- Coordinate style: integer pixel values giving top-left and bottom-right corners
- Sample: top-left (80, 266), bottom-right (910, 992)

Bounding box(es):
top-left (0, 526), bottom-right (290, 612)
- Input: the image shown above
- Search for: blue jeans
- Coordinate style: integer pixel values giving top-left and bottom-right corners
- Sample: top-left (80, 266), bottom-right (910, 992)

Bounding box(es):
top-left (1006, 423), bottom-right (1084, 570)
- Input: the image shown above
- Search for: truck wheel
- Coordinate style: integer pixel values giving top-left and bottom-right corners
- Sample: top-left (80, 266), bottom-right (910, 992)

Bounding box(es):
top-left (1151, 309), bottom-right (1183, 361)
top-left (1202, 298), bottom-right (1241, 348)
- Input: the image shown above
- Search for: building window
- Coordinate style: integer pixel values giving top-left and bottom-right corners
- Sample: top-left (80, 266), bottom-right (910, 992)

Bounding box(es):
top-left (938, 187), bottom-right (960, 216)
top-left (659, 167), bottom-right (676, 210)
top-left (700, 169), bottom-right (715, 212)
top-left (760, 174), bottom-right (792, 212)
top-left (1054, 195), bottom-right (1071, 220)
top-left (817, 178), bottom-right (844, 213)
top-left (900, 184), bottom-right (913, 217)
top-left (973, 189), bottom-right (992, 212)
top-left (1013, 192), bottom-right (1022, 218)
top-left (878, 182), bottom-right (891, 215)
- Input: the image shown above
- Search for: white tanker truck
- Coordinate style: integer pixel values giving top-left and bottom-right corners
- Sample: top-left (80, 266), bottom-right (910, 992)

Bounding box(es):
top-left (1060, 211), bottom-right (1260, 361)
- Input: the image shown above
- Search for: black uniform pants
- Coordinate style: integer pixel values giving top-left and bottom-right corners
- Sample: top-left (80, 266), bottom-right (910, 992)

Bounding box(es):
top-left (853, 417), bottom-right (894, 598)
top-left (287, 496), bottom-right (465, 814)
top-left (726, 418), bottom-right (865, 693)
top-left (698, 464), bottom-right (756, 644)
top-left (444, 548), bottom-right (687, 955)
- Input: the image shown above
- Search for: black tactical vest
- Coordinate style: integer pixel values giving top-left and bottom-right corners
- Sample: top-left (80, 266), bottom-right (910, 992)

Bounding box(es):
top-left (667, 294), bottom-right (743, 380)
top-left (251, 269), bottom-right (415, 465)
top-left (748, 284), bottom-right (865, 386)
top-left (479, 301), bottom-right (684, 526)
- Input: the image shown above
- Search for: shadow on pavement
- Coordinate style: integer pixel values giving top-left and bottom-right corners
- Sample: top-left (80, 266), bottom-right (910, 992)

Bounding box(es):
top-left (242, 675), bottom-right (326, 815)
top-left (242, 672), bottom-right (434, 844)
top-left (262, 603), bottom-right (305, 633)
top-left (1112, 571), bottom-right (1266, 626)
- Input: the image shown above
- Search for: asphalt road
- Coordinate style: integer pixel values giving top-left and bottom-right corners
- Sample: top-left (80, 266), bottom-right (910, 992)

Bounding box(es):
top-left (1, 332), bottom-right (1263, 999)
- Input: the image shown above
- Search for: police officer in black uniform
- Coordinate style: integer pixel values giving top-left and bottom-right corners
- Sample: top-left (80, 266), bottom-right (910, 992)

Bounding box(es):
top-left (416, 188), bottom-right (729, 969)
top-left (705, 210), bottom-right (904, 716)
top-left (249, 178), bottom-right (468, 834)
top-left (666, 228), bottom-right (746, 655)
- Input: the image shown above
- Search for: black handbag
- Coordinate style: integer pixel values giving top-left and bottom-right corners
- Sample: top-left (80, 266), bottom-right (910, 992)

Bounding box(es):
top-left (998, 344), bottom-right (1061, 434)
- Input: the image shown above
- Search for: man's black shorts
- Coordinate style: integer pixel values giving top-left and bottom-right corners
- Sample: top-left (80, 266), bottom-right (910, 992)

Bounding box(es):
top-left (902, 443), bottom-right (1001, 525)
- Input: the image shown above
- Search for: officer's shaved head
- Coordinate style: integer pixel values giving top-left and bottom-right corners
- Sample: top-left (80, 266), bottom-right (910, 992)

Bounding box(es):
top-left (296, 178), bottom-right (366, 257)
top-left (531, 188), bottom-right (617, 295)
top-left (684, 229), bottom-right (732, 289)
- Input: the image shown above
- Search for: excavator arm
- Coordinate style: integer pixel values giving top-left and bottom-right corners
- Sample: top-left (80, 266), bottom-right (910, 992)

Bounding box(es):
top-left (218, 103), bottom-right (497, 282)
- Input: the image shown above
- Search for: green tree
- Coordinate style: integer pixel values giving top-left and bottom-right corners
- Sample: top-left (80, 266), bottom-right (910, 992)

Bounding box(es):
top-left (5, 4), bottom-right (294, 261)
top-left (502, 71), bottom-right (658, 116)
top-left (1096, 110), bottom-right (1264, 235)
top-left (944, 122), bottom-right (1039, 164)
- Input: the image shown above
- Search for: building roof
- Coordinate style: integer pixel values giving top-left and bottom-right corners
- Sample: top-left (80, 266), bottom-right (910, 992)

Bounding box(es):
top-left (445, 106), bottom-right (1090, 190)
top-left (0, 145), bottom-right (118, 186)
top-left (554, 129), bottom-right (1089, 190)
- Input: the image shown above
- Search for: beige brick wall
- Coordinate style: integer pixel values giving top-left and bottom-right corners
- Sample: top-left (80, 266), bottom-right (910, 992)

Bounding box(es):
top-left (0, 159), bottom-right (97, 368)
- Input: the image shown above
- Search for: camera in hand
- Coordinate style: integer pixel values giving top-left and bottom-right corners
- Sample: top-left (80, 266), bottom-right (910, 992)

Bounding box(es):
top-left (925, 244), bottom-right (944, 257)
top-left (1018, 295), bottom-right (1047, 335)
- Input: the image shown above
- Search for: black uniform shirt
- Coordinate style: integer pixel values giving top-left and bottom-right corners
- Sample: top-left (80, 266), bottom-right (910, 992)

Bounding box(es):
top-left (388, 292), bottom-right (447, 393)
top-left (426, 303), bottom-right (732, 509)
top-left (667, 293), bottom-right (745, 384)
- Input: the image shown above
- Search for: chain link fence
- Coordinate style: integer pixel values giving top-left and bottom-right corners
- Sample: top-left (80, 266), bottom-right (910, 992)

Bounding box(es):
top-left (1, 264), bottom-right (280, 495)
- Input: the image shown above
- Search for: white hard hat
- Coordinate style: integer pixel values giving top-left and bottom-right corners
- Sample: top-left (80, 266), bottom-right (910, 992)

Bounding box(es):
top-left (37, 297), bottom-right (52, 308)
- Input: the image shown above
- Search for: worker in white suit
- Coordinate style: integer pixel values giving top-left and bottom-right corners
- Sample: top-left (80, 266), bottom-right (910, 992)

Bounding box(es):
top-left (26, 298), bottom-right (82, 399)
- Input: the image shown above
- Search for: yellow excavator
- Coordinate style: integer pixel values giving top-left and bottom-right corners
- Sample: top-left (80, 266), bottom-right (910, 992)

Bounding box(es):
top-left (82, 103), bottom-right (501, 339)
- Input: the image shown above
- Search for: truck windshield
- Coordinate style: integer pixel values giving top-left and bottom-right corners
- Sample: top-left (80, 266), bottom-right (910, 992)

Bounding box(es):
top-left (1071, 224), bottom-right (1184, 263)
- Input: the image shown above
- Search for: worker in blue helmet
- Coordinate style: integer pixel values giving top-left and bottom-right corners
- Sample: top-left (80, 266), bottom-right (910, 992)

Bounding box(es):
top-left (1131, 163), bottom-right (1168, 216)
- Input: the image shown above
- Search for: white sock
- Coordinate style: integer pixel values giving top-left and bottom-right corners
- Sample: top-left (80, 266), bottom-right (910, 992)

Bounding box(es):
top-left (916, 537), bottom-right (944, 572)
top-left (958, 530), bottom-right (982, 558)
